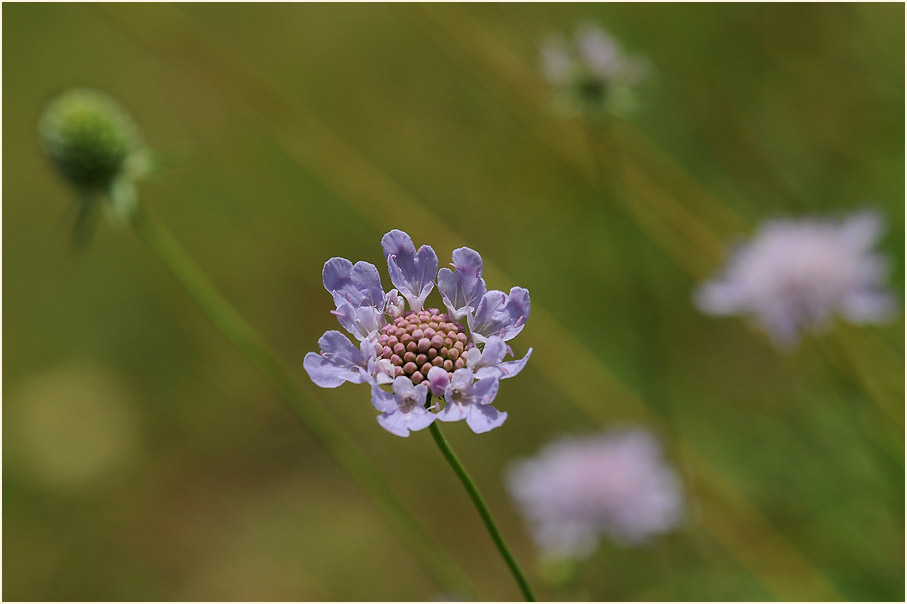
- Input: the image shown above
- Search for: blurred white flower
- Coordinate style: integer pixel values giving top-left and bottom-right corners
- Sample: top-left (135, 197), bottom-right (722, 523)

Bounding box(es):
top-left (695, 210), bottom-right (897, 348)
top-left (540, 22), bottom-right (647, 115)
top-left (506, 428), bottom-right (683, 559)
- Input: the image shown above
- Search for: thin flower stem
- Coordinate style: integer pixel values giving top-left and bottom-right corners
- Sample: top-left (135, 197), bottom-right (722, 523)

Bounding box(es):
top-left (427, 421), bottom-right (537, 602)
top-left (129, 207), bottom-right (479, 600)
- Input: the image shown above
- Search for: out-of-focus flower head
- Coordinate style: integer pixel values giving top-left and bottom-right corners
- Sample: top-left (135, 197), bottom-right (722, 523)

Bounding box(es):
top-left (304, 230), bottom-right (532, 437)
top-left (540, 22), bottom-right (648, 117)
top-left (695, 210), bottom-right (897, 348)
top-left (506, 428), bottom-right (683, 559)
top-left (39, 87), bottom-right (144, 193)
top-left (38, 87), bottom-right (153, 236)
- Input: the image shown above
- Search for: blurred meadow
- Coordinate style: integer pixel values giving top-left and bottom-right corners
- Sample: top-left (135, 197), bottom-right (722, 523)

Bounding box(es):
top-left (3, 3), bottom-right (904, 601)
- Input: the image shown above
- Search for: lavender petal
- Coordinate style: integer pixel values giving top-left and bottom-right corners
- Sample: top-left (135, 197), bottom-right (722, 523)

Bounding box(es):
top-left (382, 229), bottom-right (439, 312)
top-left (465, 404), bottom-right (508, 434)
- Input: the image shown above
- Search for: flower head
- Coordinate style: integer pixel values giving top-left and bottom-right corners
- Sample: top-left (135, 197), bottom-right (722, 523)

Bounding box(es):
top-left (304, 229), bottom-right (532, 437)
top-left (38, 87), bottom-right (144, 193)
top-left (695, 210), bottom-right (897, 348)
top-left (541, 23), bottom-right (647, 116)
top-left (506, 428), bottom-right (683, 559)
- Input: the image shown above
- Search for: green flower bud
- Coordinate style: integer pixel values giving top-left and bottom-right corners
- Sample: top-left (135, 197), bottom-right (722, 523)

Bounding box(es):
top-left (38, 88), bottom-right (142, 192)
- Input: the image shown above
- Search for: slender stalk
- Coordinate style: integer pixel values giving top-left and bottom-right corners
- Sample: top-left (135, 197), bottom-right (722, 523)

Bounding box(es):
top-left (129, 207), bottom-right (478, 600)
top-left (427, 422), bottom-right (537, 602)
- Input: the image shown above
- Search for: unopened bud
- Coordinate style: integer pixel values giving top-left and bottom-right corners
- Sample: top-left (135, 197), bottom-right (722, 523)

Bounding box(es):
top-left (38, 88), bottom-right (142, 193)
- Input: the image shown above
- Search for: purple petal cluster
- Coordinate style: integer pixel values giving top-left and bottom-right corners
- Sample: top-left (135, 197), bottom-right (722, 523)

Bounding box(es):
top-left (541, 22), bottom-right (648, 111)
top-left (695, 210), bottom-right (897, 348)
top-left (304, 229), bottom-right (532, 437)
top-left (506, 428), bottom-right (683, 559)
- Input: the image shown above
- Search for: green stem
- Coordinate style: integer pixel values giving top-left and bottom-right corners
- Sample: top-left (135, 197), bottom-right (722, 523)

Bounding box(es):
top-left (129, 207), bottom-right (478, 600)
top-left (427, 422), bottom-right (537, 601)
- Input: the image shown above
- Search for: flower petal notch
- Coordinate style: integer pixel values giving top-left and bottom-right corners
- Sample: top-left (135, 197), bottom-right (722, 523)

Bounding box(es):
top-left (304, 229), bottom-right (531, 436)
top-left (323, 258), bottom-right (386, 310)
top-left (694, 209), bottom-right (897, 348)
top-left (438, 247), bottom-right (487, 321)
top-left (381, 229), bottom-right (439, 312)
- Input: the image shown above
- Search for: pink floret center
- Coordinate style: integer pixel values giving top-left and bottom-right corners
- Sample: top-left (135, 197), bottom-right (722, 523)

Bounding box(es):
top-left (377, 308), bottom-right (472, 385)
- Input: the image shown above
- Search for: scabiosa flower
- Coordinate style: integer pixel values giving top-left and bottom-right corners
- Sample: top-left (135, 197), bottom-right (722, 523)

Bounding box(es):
top-left (304, 230), bottom-right (532, 437)
top-left (506, 428), bottom-right (683, 559)
top-left (541, 22), bottom-right (648, 116)
top-left (695, 210), bottom-right (897, 348)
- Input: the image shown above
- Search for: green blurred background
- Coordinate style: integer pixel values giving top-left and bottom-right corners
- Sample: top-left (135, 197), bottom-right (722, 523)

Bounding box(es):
top-left (3, 3), bottom-right (904, 601)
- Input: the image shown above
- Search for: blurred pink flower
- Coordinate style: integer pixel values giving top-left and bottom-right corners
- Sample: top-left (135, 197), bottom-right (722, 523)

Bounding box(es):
top-left (695, 210), bottom-right (897, 348)
top-left (506, 428), bottom-right (683, 558)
